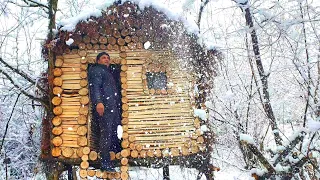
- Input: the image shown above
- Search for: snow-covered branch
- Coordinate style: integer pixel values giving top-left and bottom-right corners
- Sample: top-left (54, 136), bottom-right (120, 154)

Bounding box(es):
top-left (0, 68), bottom-right (48, 109)
top-left (0, 58), bottom-right (46, 93)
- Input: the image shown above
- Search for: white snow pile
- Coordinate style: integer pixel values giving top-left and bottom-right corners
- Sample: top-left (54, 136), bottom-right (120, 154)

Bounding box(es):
top-left (58, 0), bottom-right (199, 34)
top-left (250, 168), bottom-right (267, 177)
top-left (307, 118), bottom-right (320, 132)
top-left (239, 133), bottom-right (255, 144)
top-left (117, 125), bottom-right (123, 139)
top-left (144, 41), bottom-right (151, 49)
top-left (274, 164), bottom-right (290, 172)
top-left (200, 125), bottom-right (208, 133)
top-left (59, 9), bottom-right (102, 31)
top-left (204, 101), bottom-right (213, 109)
top-left (223, 89), bottom-right (235, 101)
top-left (194, 108), bottom-right (207, 120)
top-left (65, 38), bottom-right (74, 46)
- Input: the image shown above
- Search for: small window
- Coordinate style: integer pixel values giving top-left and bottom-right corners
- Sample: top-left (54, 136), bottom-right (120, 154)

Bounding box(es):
top-left (142, 61), bottom-right (174, 95)
top-left (146, 72), bottom-right (167, 90)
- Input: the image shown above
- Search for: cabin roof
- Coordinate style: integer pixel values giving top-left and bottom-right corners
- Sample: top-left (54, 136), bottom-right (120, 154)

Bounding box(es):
top-left (44, 0), bottom-right (219, 80)
top-left (57, 0), bottom-right (199, 35)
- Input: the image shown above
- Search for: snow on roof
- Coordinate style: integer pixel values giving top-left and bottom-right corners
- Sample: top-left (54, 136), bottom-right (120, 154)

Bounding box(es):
top-left (58, 0), bottom-right (199, 35)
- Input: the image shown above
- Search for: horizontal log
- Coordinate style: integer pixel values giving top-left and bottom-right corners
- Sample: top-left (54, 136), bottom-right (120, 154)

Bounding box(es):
top-left (61, 84), bottom-right (81, 89)
top-left (60, 112), bottom-right (79, 117)
top-left (61, 92), bottom-right (80, 97)
top-left (61, 74), bottom-right (81, 80)
top-left (126, 51), bottom-right (152, 57)
top-left (126, 72), bottom-right (142, 76)
top-left (60, 105), bottom-right (81, 109)
top-left (60, 101), bottom-right (81, 106)
top-left (127, 100), bottom-right (191, 106)
top-left (128, 130), bottom-right (194, 137)
top-left (61, 67), bottom-right (81, 72)
top-left (58, 114), bottom-right (80, 118)
top-left (129, 108), bottom-right (192, 114)
top-left (135, 135), bottom-right (190, 141)
top-left (128, 118), bottom-right (193, 124)
top-left (128, 124), bottom-right (194, 131)
top-left (63, 54), bottom-right (81, 59)
top-left (129, 94), bottom-right (190, 100)
top-left (126, 89), bottom-right (144, 92)
top-left (61, 124), bottom-right (80, 129)
top-left (62, 79), bottom-right (81, 84)
top-left (127, 113), bottom-right (193, 119)
top-left (59, 129), bottom-right (78, 135)
top-left (128, 115), bottom-right (194, 121)
top-left (127, 104), bottom-right (190, 111)
top-left (126, 60), bottom-right (145, 64)
top-left (127, 85), bottom-right (144, 90)
top-left (62, 58), bottom-right (81, 64)
top-left (127, 66), bottom-right (143, 70)
top-left (124, 56), bottom-right (148, 60)
top-left (126, 77), bottom-right (142, 81)
top-left (60, 134), bottom-right (80, 138)
top-left (61, 63), bottom-right (81, 68)
top-left (127, 94), bottom-right (190, 100)
top-left (138, 144), bottom-right (186, 150)
top-left (126, 70), bottom-right (142, 74)
top-left (60, 136), bottom-right (79, 141)
top-left (128, 109), bottom-right (192, 115)
top-left (126, 81), bottom-right (143, 84)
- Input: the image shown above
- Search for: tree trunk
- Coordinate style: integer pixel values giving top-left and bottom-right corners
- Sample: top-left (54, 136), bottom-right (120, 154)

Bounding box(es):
top-left (242, 1), bottom-right (283, 146)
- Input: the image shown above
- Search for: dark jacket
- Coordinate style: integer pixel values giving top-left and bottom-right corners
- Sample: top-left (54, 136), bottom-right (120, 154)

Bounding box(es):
top-left (88, 64), bottom-right (119, 111)
top-left (88, 64), bottom-right (122, 157)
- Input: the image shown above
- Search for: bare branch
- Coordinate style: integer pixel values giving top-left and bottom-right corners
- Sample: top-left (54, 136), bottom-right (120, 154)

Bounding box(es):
top-left (21, 0), bottom-right (49, 9)
top-left (197, 0), bottom-right (210, 32)
top-left (241, 141), bottom-right (275, 173)
top-left (273, 130), bottom-right (306, 166)
top-left (0, 68), bottom-right (48, 109)
top-left (0, 57), bottom-right (46, 93)
top-left (0, 93), bottom-right (21, 154)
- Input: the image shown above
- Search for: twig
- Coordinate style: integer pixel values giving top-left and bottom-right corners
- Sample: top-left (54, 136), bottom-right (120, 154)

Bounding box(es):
top-left (273, 131), bottom-right (306, 166)
top-left (197, 0), bottom-right (210, 33)
top-left (0, 93), bottom-right (21, 154)
top-left (0, 68), bottom-right (48, 109)
top-left (0, 57), bottom-right (46, 93)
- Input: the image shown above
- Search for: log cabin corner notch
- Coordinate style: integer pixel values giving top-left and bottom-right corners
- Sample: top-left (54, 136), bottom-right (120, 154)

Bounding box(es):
top-left (43, 0), bottom-right (219, 179)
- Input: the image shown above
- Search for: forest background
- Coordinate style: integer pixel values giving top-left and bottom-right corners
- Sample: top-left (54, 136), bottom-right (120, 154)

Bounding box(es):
top-left (0, 0), bottom-right (320, 179)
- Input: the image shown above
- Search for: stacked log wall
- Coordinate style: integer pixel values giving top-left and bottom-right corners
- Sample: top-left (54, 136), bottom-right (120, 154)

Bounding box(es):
top-left (48, 2), bottom-right (211, 179)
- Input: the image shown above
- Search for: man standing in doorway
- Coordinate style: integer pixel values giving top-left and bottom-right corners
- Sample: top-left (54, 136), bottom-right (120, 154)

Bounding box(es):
top-left (88, 52), bottom-right (121, 171)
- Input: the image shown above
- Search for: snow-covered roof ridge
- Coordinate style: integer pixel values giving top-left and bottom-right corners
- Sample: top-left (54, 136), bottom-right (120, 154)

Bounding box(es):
top-left (58, 0), bottom-right (199, 35)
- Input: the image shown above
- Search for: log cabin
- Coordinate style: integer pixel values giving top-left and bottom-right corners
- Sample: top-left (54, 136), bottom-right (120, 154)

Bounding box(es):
top-left (42, 0), bottom-right (219, 179)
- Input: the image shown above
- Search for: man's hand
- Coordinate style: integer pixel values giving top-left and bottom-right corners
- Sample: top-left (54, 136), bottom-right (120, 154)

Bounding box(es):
top-left (96, 103), bottom-right (104, 116)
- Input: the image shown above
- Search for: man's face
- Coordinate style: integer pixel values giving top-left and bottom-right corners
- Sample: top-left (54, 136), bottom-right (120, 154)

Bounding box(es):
top-left (98, 54), bottom-right (110, 67)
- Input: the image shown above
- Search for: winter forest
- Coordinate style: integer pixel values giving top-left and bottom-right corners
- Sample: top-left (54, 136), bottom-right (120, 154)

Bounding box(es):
top-left (0, 0), bottom-right (320, 179)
